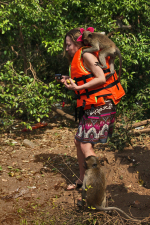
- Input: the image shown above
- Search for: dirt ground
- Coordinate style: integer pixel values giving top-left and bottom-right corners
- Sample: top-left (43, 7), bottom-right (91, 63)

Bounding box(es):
top-left (0, 111), bottom-right (150, 225)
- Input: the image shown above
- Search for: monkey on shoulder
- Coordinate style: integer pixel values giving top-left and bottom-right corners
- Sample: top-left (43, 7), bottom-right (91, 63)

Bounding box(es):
top-left (81, 31), bottom-right (122, 81)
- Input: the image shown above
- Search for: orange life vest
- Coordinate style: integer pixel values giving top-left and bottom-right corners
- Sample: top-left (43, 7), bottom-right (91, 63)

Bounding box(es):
top-left (70, 47), bottom-right (125, 109)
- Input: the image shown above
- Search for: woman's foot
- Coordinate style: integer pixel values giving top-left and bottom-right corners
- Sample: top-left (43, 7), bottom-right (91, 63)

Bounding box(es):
top-left (66, 180), bottom-right (82, 190)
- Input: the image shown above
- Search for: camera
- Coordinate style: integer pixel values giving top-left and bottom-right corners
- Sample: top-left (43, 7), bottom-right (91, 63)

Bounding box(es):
top-left (55, 74), bottom-right (62, 80)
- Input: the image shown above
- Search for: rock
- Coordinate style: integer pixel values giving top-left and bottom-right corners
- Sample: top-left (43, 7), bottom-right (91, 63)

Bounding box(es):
top-left (23, 139), bottom-right (36, 148)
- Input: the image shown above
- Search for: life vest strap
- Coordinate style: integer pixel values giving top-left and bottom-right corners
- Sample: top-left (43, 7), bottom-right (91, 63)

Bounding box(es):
top-left (103, 68), bottom-right (111, 74)
top-left (75, 80), bottom-right (119, 99)
top-left (113, 74), bottom-right (119, 90)
top-left (74, 69), bottom-right (111, 83)
top-left (82, 100), bottom-right (86, 108)
top-left (82, 75), bottom-right (90, 98)
top-left (97, 93), bottom-right (112, 99)
top-left (81, 95), bottom-right (112, 108)
top-left (74, 74), bottom-right (94, 82)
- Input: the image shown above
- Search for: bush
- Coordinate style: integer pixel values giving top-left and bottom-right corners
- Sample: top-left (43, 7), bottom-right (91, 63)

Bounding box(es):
top-left (0, 61), bottom-right (67, 124)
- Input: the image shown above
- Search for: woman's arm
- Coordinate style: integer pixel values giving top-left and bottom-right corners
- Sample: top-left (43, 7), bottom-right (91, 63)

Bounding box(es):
top-left (65, 52), bottom-right (106, 91)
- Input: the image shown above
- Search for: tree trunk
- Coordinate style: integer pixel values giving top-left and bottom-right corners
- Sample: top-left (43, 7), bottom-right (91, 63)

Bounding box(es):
top-left (19, 26), bottom-right (28, 75)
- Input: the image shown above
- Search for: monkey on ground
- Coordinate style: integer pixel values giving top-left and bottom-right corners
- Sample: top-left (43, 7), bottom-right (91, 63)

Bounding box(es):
top-left (80, 155), bottom-right (141, 222)
top-left (81, 31), bottom-right (122, 81)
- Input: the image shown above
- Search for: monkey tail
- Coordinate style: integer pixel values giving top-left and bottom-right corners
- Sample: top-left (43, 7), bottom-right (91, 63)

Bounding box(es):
top-left (116, 47), bottom-right (122, 82)
top-left (96, 206), bottom-right (141, 222)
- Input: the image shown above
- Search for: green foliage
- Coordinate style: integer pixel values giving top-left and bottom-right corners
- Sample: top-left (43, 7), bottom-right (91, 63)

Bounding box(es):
top-left (109, 124), bottom-right (132, 151)
top-left (0, 61), bottom-right (66, 123)
top-left (0, 0), bottom-right (149, 130)
top-left (109, 101), bottom-right (144, 151)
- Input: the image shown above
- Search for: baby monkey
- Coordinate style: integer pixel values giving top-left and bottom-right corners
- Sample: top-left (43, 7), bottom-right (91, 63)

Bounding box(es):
top-left (80, 156), bottom-right (141, 222)
top-left (81, 31), bottom-right (122, 81)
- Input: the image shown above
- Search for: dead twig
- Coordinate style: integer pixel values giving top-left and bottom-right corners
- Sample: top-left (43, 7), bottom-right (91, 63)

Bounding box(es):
top-left (116, 119), bottom-right (150, 130)
top-left (130, 128), bottom-right (150, 135)
top-left (27, 62), bottom-right (38, 83)
top-left (51, 106), bottom-right (76, 123)
top-left (60, 155), bottom-right (82, 184)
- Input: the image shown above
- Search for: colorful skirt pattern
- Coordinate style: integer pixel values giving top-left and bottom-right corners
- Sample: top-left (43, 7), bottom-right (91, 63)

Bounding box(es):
top-left (75, 100), bottom-right (116, 144)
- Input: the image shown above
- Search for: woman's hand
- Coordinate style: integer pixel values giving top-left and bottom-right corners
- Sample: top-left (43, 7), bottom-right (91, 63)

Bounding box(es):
top-left (55, 75), bottom-right (70, 84)
top-left (64, 78), bottom-right (78, 91)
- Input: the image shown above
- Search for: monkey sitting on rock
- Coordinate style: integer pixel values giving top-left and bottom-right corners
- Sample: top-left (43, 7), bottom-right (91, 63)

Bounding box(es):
top-left (79, 156), bottom-right (141, 222)
top-left (81, 31), bottom-right (122, 81)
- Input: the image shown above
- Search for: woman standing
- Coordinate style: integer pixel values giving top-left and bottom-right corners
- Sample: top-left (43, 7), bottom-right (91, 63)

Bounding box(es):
top-left (59, 27), bottom-right (125, 190)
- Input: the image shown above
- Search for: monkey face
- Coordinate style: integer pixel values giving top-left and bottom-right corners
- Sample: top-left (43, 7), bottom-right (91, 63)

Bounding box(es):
top-left (83, 161), bottom-right (87, 169)
top-left (82, 31), bottom-right (92, 46)
top-left (85, 156), bottom-right (99, 169)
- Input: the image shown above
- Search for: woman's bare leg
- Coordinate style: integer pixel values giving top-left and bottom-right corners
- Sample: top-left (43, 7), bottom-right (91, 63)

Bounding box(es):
top-left (76, 141), bottom-right (85, 183)
top-left (67, 139), bottom-right (96, 190)
top-left (75, 139), bottom-right (96, 183)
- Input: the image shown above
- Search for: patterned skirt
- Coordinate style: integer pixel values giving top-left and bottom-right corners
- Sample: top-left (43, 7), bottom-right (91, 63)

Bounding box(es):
top-left (75, 100), bottom-right (116, 144)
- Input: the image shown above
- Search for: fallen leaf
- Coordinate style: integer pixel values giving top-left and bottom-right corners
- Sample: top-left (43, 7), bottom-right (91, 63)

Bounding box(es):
top-left (134, 200), bottom-right (140, 205)
top-left (9, 171), bottom-right (15, 177)
top-left (2, 179), bottom-right (7, 182)
top-left (138, 179), bottom-right (144, 186)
